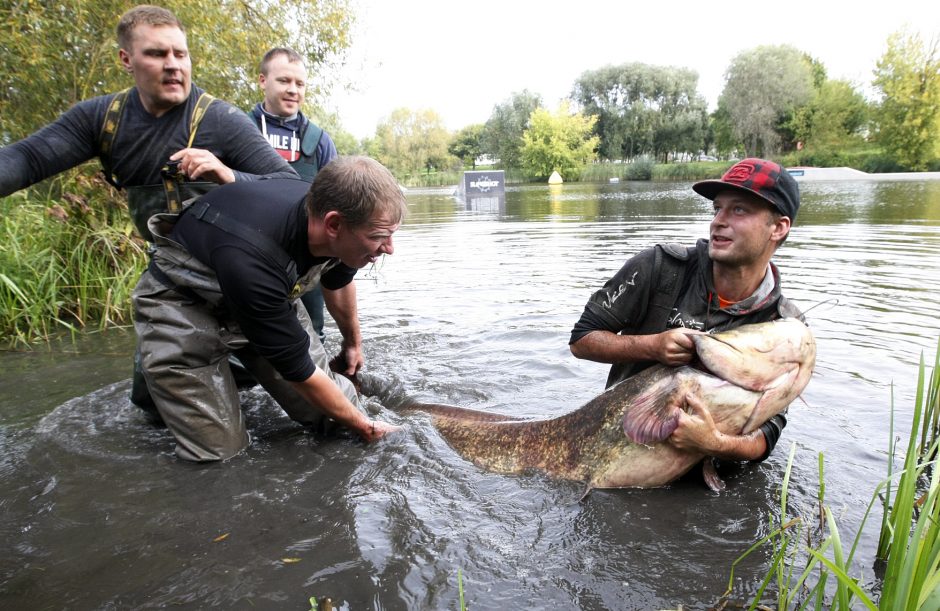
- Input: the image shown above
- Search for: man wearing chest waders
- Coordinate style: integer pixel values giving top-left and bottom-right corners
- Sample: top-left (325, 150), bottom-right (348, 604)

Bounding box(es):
top-left (134, 155), bottom-right (404, 461)
top-left (0, 5), bottom-right (298, 414)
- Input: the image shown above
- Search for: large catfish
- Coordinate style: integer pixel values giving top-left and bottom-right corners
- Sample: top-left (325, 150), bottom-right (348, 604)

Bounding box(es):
top-left (404, 318), bottom-right (815, 491)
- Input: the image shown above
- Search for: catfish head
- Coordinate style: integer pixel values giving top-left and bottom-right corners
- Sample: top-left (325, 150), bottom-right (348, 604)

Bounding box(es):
top-left (691, 318), bottom-right (816, 433)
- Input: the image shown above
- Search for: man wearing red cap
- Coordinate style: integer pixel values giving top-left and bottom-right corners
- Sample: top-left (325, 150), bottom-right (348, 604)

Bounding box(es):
top-left (569, 158), bottom-right (803, 463)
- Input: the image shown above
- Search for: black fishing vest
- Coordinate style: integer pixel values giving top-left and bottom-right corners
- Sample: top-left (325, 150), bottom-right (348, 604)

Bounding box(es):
top-left (605, 243), bottom-right (801, 388)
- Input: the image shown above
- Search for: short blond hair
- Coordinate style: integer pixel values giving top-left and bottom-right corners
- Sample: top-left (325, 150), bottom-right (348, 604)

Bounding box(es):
top-left (117, 5), bottom-right (184, 51)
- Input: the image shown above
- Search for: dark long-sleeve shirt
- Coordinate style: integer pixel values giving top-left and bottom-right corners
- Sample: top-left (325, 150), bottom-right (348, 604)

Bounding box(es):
top-left (0, 85), bottom-right (296, 195)
top-left (172, 179), bottom-right (356, 381)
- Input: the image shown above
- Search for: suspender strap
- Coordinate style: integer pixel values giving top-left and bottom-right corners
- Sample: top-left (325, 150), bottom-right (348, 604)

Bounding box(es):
top-left (637, 244), bottom-right (691, 335)
top-left (188, 200), bottom-right (297, 281)
top-left (161, 174), bottom-right (184, 213)
top-left (300, 122), bottom-right (323, 158)
top-left (162, 93), bottom-right (217, 212)
top-left (605, 244), bottom-right (693, 388)
top-left (187, 93), bottom-right (215, 147)
top-left (98, 88), bottom-right (131, 188)
top-left (99, 87), bottom-right (216, 208)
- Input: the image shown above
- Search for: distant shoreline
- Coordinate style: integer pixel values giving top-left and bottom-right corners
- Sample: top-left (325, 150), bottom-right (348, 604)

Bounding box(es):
top-left (788, 167), bottom-right (940, 181)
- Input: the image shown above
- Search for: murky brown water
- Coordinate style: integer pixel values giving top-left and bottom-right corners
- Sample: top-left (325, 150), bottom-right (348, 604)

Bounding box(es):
top-left (2, 177), bottom-right (940, 609)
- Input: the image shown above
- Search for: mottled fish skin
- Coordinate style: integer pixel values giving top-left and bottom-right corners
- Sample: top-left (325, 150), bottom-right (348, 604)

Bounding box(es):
top-left (405, 319), bottom-right (815, 490)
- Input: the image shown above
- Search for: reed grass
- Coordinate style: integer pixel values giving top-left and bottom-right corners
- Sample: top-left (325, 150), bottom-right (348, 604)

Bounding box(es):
top-left (458, 567), bottom-right (466, 610)
top-left (579, 157), bottom-right (656, 182)
top-left (650, 160), bottom-right (732, 181)
top-left (723, 337), bottom-right (940, 609)
top-left (0, 175), bottom-right (147, 346)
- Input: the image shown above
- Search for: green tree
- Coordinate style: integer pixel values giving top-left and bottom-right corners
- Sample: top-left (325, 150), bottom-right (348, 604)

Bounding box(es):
top-left (709, 101), bottom-right (742, 158)
top-left (719, 45), bottom-right (814, 157)
top-left (872, 30), bottom-right (940, 171)
top-left (370, 108), bottom-right (454, 178)
top-left (572, 62), bottom-right (707, 161)
top-left (651, 104), bottom-right (707, 163)
top-left (449, 124), bottom-right (485, 169)
top-left (778, 54), bottom-right (869, 153)
top-left (519, 102), bottom-right (598, 181)
top-left (778, 54), bottom-right (825, 148)
top-left (804, 80), bottom-right (869, 149)
top-left (480, 90), bottom-right (542, 169)
top-left (0, 0), bottom-right (353, 144)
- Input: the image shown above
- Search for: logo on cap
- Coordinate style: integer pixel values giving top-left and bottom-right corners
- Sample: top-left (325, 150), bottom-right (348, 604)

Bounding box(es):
top-left (722, 159), bottom-right (780, 191)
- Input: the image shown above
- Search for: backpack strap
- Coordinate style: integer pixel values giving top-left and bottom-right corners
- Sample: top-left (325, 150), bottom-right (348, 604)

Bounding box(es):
top-left (98, 88), bottom-right (131, 188)
top-left (776, 295), bottom-right (805, 322)
top-left (638, 243), bottom-right (693, 335)
top-left (300, 121), bottom-right (323, 158)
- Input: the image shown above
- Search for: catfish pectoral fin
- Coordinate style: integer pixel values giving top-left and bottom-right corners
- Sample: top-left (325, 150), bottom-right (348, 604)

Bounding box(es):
top-left (622, 400), bottom-right (680, 445)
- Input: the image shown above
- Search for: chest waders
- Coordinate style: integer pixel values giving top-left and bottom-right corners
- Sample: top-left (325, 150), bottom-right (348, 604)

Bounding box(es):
top-left (603, 244), bottom-right (801, 461)
top-left (605, 243), bottom-right (803, 389)
top-left (99, 89), bottom-right (218, 241)
top-left (133, 204), bottom-right (351, 461)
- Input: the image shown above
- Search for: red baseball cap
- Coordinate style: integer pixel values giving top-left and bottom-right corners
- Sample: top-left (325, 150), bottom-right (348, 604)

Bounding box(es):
top-left (693, 158), bottom-right (800, 222)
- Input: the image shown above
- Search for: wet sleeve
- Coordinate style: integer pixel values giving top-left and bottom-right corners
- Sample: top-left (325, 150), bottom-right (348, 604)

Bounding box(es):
top-left (203, 101), bottom-right (299, 182)
top-left (0, 99), bottom-right (103, 196)
top-left (569, 248), bottom-right (656, 345)
top-left (755, 413), bottom-right (788, 462)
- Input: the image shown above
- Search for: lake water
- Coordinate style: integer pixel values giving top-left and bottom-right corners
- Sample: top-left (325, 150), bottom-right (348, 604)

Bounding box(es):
top-left (2, 177), bottom-right (940, 609)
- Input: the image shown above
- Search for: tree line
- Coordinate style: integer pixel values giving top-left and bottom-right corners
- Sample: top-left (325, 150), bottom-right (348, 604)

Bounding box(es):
top-left (368, 33), bottom-right (939, 180)
top-left (1, 1), bottom-right (938, 183)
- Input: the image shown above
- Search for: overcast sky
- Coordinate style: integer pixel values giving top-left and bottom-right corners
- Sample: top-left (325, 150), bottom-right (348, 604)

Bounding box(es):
top-left (324, 0), bottom-right (938, 139)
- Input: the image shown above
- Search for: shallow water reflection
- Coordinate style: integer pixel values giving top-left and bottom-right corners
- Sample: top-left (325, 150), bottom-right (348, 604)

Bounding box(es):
top-left (2, 177), bottom-right (940, 609)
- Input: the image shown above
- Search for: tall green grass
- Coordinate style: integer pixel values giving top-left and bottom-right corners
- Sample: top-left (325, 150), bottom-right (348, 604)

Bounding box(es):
top-left (579, 157), bottom-right (656, 181)
top-left (0, 172), bottom-right (147, 346)
top-left (651, 160), bottom-right (733, 181)
top-left (723, 338), bottom-right (940, 609)
top-left (578, 159), bottom-right (733, 183)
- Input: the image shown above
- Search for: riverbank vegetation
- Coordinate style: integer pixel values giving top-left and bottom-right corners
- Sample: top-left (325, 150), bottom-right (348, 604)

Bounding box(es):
top-left (721, 339), bottom-right (940, 609)
top-left (0, 172), bottom-right (147, 346)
